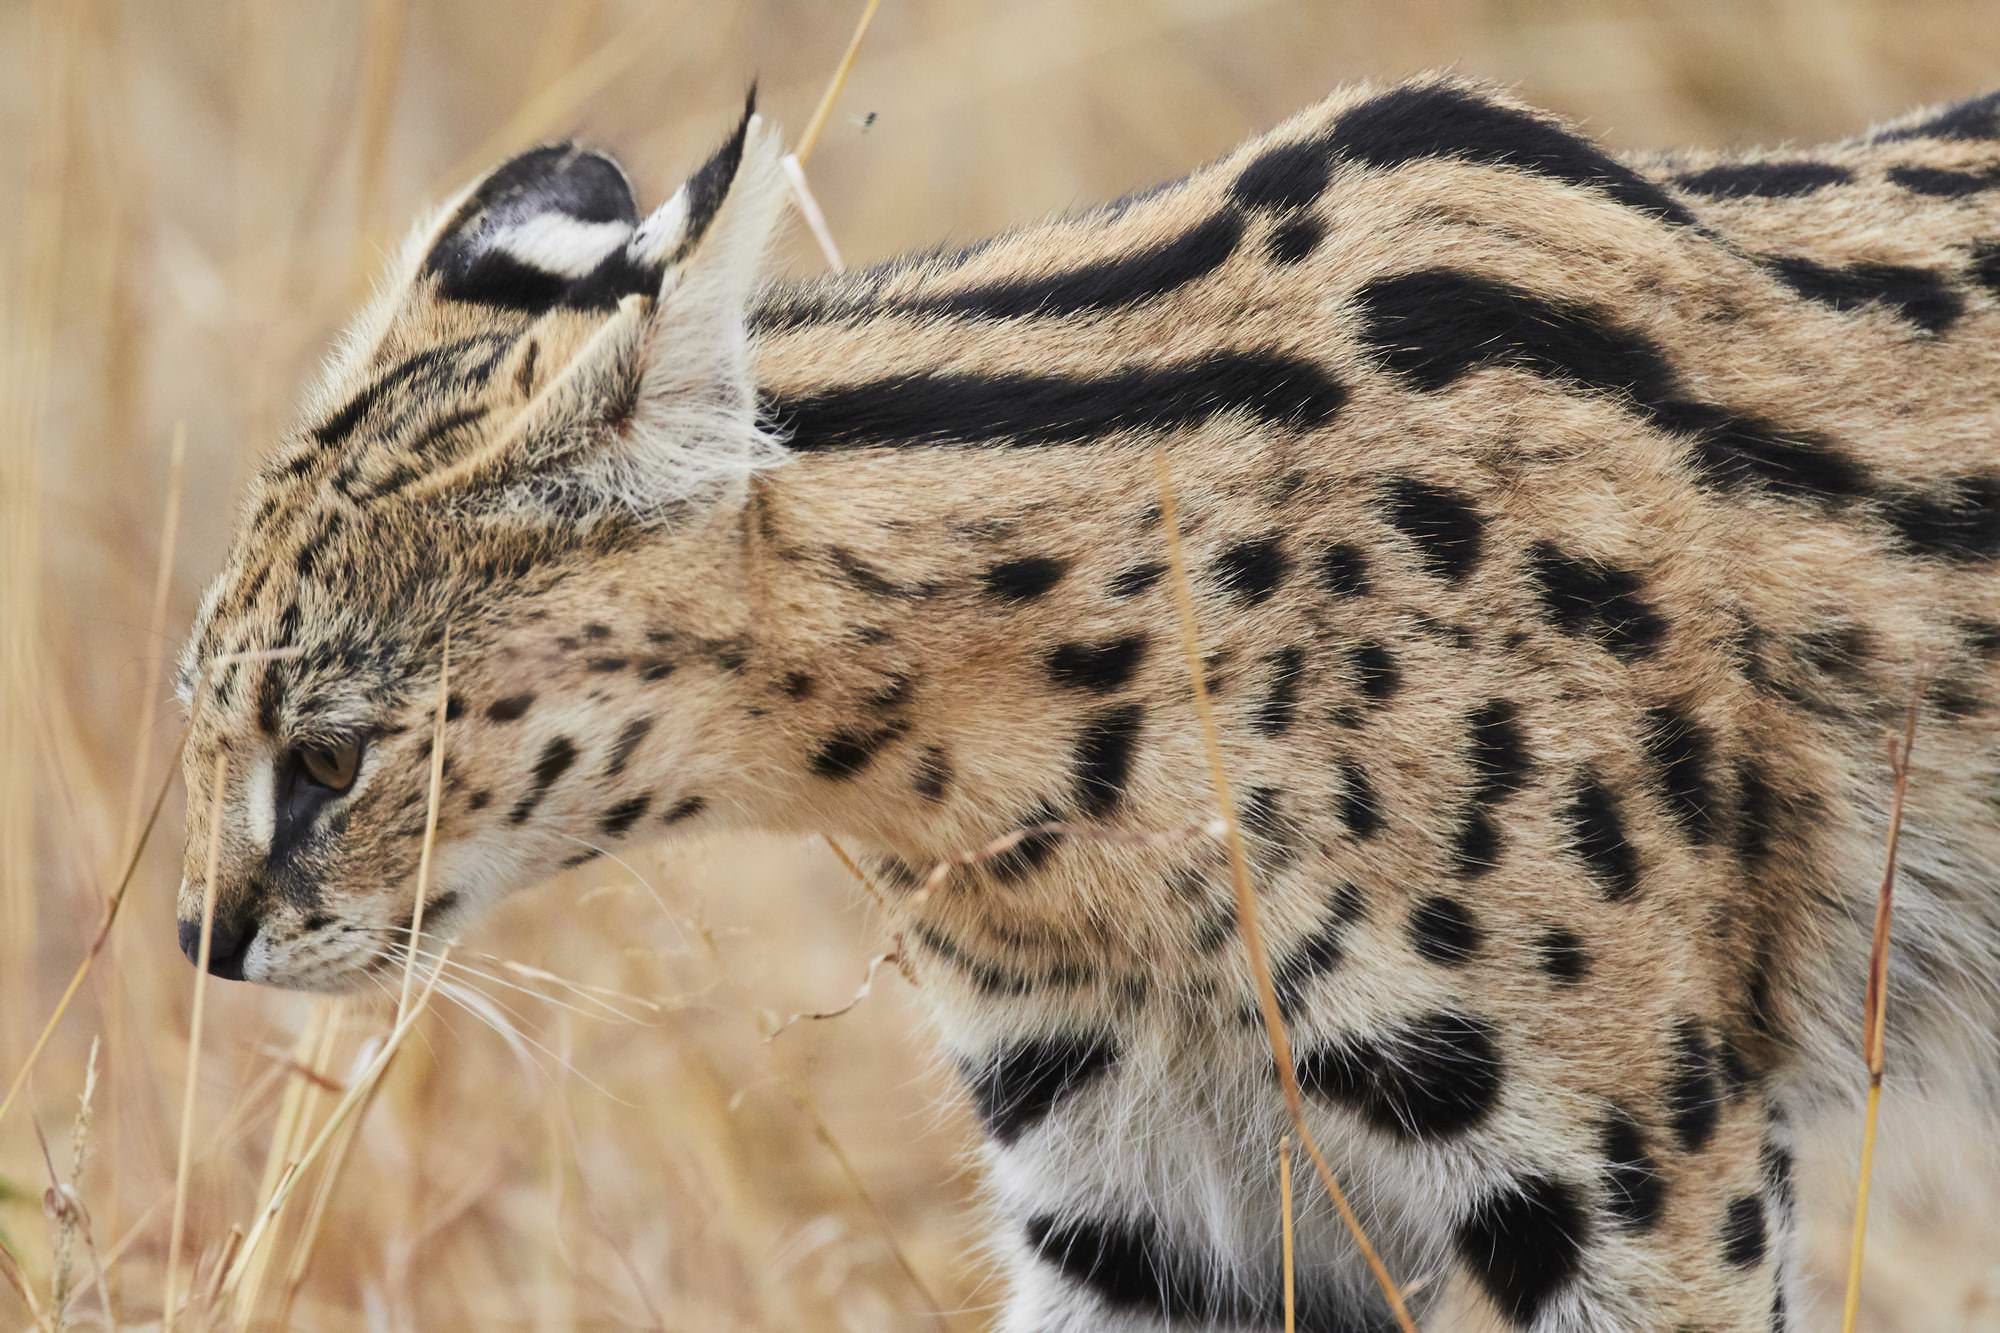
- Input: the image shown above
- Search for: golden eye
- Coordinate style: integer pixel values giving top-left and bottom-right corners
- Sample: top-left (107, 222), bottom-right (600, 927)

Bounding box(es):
top-left (297, 739), bottom-right (361, 793)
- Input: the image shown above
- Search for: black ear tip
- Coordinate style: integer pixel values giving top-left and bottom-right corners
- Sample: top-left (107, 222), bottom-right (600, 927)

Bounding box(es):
top-left (744, 79), bottom-right (759, 121)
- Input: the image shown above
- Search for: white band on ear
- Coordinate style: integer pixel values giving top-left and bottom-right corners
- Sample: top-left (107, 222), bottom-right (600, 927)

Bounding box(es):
top-left (483, 214), bottom-right (635, 278)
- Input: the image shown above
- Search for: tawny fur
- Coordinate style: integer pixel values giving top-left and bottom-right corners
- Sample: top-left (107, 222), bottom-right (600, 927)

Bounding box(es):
top-left (177, 76), bottom-right (2000, 1331)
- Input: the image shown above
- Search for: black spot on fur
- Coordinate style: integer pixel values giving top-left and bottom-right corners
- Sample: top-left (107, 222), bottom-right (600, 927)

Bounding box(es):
top-left (1254, 647), bottom-right (1306, 735)
top-left (1074, 704), bottom-right (1145, 817)
top-left (908, 211), bottom-right (1242, 320)
top-left (468, 789), bottom-right (491, 812)
top-left (1048, 635), bottom-right (1149, 692)
top-left (1974, 240), bottom-right (2000, 296)
top-left (782, 671), bottom-right (814, 699)
top-left (487, 693), bottom-right (535, 722)
top-left (509, 736), bottom-right (577, 823)
top-left (1640, 705), bottom-right (1719, 844)
top-left (964, 1033), bottom-right (1118, 1144)
top-left (1537, 928), bottom-right (1591, 984)
top-left (1269, 914), bottom-right (1348, 1018)
top-left (1763, 1135), bottom-right (1797, 1215)
top-left (604, 717), bottom-right (654, 778)
top-left (1882, 473), bottom-right (2000, 562)
top-left (1355, 269), bottom-right (1873, 506)
top-left (598, 795), bottom-right (651, 837)
top-left (810, 721), bottom-right (909, 779)
top-left (1023, 1213), bottom-right (1396, 1332)
top-left (1297, 1009), bottom-right (1503, 1140)
top-left (1213, 536), bottom-right (1290, 604)
top-left (1232, 138), bottom-right (1334, 211)
top-left (1409, 896), bottom-right (1482, 966)
top-left (1350, 642), bottom-right (1399, 703)
top-left (983, 555), bottom-right (1069, 602)
top-left (1527, 542), bottom-right (1666, 659)
top-left (586, 656), bottom-right (628, 673)
top-left (1108, 562), bottom-right (1165, 598)
top-left (1674, 161), bottom-right (1852, 198)
top-left (1456, 1175), bottom-right (1590, 1329)
top-left (1318, 543), bottom-right (1371, 597)
top-left (1667, 1021), bottom-right (1722, 1153)
top-left (1767, 254), bottom-right (1963, 334)
top-left (1467, 700), bottom-right (1533, 803)
top-left (1601, 1110), bottom-right (1665, 1231)
top-left (444, 693), bottom-right (465, 721)
top-left (1722, 1195), bottom-right (1769, 1268)
top-left (1562, 776), bottom-right (1641, 901)
top-left (771, 352), bottom-right (1347, 451)
top-left (1452, 808), bottom-right (1502, 877)
top-left (1336, 760), bottom-right (1382, 839)
top-left (1383, 479), bottom-right (1484, 582)
top-left (1889, 164), bottom-right (2000, 197)
top-left (832, 547), bottom-right (934, 598)
top-left (1329, 81), bottom-right (1697, 225)
top-left (1734, 757), bottom-right (1778, 868)
top-left (1267, 215), bottom-right (1325, 265)
top-left (660, 795), bottom-right (706, 825)
top-left (914, 746), bottom-right (953, 802)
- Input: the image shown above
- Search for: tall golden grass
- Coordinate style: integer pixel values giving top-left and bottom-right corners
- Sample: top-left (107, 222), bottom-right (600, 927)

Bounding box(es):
top-left (4, 1), bottom-right (1998, 1328)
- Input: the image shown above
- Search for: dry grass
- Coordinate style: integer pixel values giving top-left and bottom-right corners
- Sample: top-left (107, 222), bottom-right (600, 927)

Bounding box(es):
top-left (4, 1), bottom-right (1999, 1329)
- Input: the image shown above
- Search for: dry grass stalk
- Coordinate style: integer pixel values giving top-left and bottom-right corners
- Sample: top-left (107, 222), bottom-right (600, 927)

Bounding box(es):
top-left (670, 885), bottom-right (945, 1326)
top-left (0, 751), bottom-right (179, 1132)
top-left (793, 0), bottom-right (883, 166)
top-left (3, 0), bottom-right (77, 1020)
top-left (215, 952), bottom-right (450, 1306)
top-left (402, 633), bottom-right (452, 1018)
top-left (231, 1005), bottom-right (341, 1325)
top-left (1151, 450), bottom-right (1417, 1332)
top-left (346, 0), bottom-right (408, 289)
top-left (163, 750), bottom-right (228, 1332)
top-left (33, 1037), bottom-right (110, 1330)
top-left (1279, 1134), bottom-right (1296, 1333)
top-left (781, 155), bottom-right (848, 274)
top-left (1841, 688), bottom-right (1922, 1332)
top-left (103, 419), bottom-right (186, 1262)
top-left (0, 1233), bottom-right (51, 1333)
top-left (768, 950), bottom-right (901, 1039)
top-left (271, 1023), bottom-right (398, 1328)
top-left (115, 422), bottom-right (187, 876)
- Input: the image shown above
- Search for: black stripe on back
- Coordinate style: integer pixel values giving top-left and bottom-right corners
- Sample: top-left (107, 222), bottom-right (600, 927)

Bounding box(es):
top-left (892, 210), bottom-right (1243, 321)
top-left (1325, 82), bottom-right (1699, 227)
top-left (771, 352), bottom-right (1346, 451)
top-left (1354, 268), bottom-right (1874, 506)
top-left (1765, 254), bottom-right (1963, 334)
top-left (1673, 161), bottom-right (1851, 199)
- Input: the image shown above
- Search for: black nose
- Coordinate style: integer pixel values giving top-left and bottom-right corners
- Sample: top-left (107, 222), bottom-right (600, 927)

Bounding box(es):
top-left (177, 911), bottom-right (256, 981)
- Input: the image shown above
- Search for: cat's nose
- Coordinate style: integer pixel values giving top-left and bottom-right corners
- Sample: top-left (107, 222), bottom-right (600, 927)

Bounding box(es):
top-left (177, 910), bottom-right (257, 980)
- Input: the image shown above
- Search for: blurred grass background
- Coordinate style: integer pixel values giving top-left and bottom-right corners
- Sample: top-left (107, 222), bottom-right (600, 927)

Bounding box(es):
top-left (3, 1), bottom-right (1997, 1328)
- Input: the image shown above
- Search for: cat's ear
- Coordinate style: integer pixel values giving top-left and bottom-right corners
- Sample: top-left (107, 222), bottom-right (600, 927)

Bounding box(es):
top-left (402, 91), bottom-right (792, 519)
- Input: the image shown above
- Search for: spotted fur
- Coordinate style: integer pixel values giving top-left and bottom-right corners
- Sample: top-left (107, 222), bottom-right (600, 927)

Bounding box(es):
top-left (177, 76), bottom-right (2000, 1330)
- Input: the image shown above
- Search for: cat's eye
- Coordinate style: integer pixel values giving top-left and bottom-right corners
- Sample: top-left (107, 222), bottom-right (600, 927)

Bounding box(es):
top-left (296, 738), bottom-right (362, 793)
